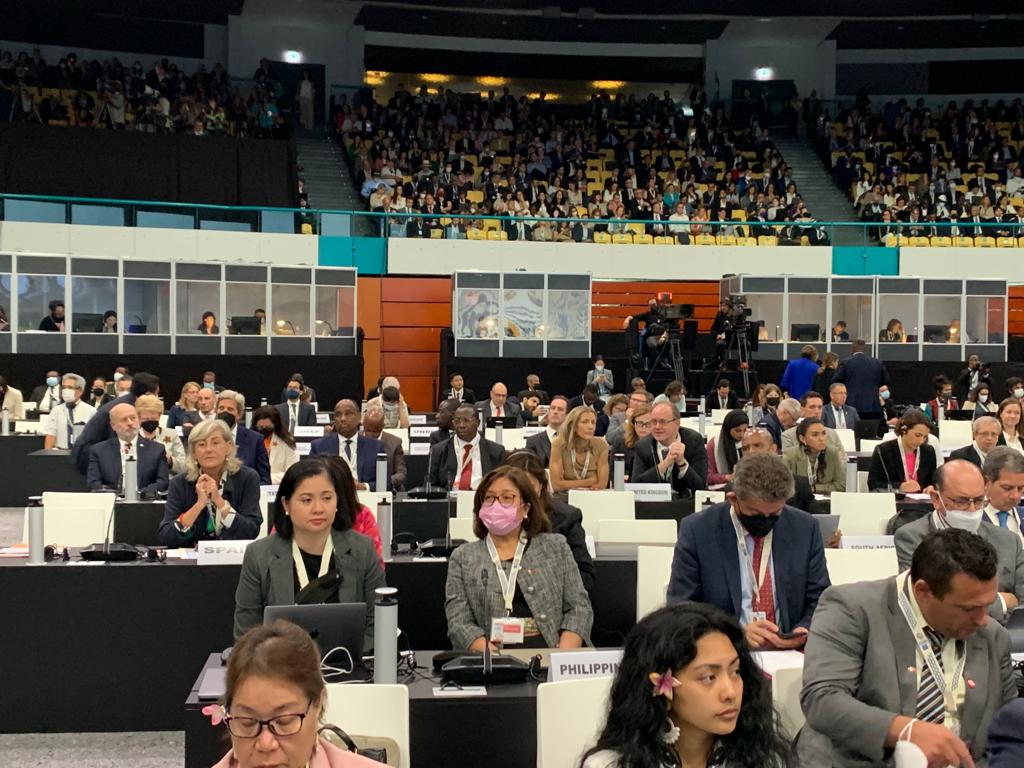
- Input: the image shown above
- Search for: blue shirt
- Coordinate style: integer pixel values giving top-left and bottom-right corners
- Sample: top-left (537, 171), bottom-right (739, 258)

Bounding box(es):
top-left (780, 357), bottom-right (820, 401)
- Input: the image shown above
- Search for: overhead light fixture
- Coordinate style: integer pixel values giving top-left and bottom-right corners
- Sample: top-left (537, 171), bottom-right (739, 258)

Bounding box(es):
top-left (365, 70), bottom-right (390, 79)
top-left (526, 92), bottom-right (560, 101)
top-left (283, 50), bottom-right (303, 64)
top-left (591, 80), bottom-right (626, 90)
top-left (364, 75), bottom-right (384, 86)
top-left (754, 67), bottom-right (774, 81)
top-left (476, 76), bottom-right (509, 87)
top-left (421, 73), bottom-right (451, 84)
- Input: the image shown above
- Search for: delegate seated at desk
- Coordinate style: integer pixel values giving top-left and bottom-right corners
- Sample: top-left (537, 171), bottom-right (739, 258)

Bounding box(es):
top-left (158, 419), bottom-right (262, 547)
top-left (867, 411), bottom-right (937, 492)
top-left (445, 466), bottom-right (592, 651)
top-left (87, 402), bottom-right (169, 494)
top-left (233, 457), bottom-right (385, 653)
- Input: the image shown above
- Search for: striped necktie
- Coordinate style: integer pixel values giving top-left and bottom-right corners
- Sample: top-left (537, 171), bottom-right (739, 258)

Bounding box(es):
top-left (914, 627), bottom-right (946, 724)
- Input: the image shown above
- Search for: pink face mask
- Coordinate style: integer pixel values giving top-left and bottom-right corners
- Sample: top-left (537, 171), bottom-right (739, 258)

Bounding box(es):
top-left (478, 501), bottom-right (521, 536)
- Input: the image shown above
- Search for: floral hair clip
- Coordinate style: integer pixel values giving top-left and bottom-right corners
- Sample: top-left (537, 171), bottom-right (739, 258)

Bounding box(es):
top-left (648, 670), bottom-right (680, 700)
top-left (202, 704), bottom-right (226, 726)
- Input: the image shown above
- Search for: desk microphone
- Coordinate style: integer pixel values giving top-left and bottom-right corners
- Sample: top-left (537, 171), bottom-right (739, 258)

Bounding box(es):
top-left (408, 441), bottom-right (447, 499)
top-left (880, 449), bottom-right (895, 493)
top-left (81, 497), bottom-right (141, 561)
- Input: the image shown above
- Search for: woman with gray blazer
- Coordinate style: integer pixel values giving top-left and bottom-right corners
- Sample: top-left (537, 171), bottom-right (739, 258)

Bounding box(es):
top-left (445, 465), bottom-right (593, 650)
top-left (233, 456), bottom-right (385, 652)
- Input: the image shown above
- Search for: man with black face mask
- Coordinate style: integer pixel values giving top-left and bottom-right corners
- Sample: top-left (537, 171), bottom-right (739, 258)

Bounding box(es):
top-left (215, 390), bottom-right (270, 483)
top-left (667, 453), bottom-right (830, 650)
top-left (38, 299), bottom-right (65, 332)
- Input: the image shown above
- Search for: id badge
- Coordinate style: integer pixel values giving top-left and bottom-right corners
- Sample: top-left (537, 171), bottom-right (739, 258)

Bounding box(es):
top-left (490, 617), bottom-right (525, 645)
top-left (751, 611), bottom-right (767, 623)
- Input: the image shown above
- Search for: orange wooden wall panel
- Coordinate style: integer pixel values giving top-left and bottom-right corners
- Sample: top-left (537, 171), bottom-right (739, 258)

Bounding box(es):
top-left (357, 277), bottom-right (382, 338)
top-left (381, 327), bottom-right (443, 353)
top-left (391, 377), bottom-right (437, 412)
top-left (361, 339), bottom-right (381, 395)
top-left (380, 352), bottom-right (440, 377)
top-left (382, 277), bottom-right (452, 303)
top-left (381, 301), bottom-right (451, 326)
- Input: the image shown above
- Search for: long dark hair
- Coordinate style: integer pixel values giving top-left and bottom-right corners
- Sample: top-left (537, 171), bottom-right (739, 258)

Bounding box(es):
top-left (251, 405), bottom-right (296, 448)
top-left (581, 602), bottom-right (791, 768)
top-left (717, 410), bottom-right (749, 473)
top-left (796, 416), bottom-right (829, 483)
top-left (273, 456), bottom-right (357, 537)
top-left (502, 450), bottom-right (555, 526)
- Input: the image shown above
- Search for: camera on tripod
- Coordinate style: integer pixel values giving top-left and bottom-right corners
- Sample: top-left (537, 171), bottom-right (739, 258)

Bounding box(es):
top-left (721, 295), bottom-right (753, 333)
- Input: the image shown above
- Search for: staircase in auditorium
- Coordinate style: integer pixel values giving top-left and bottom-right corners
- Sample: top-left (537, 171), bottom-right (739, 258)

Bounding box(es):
top-left (294, 128), bottom-right (373, 236)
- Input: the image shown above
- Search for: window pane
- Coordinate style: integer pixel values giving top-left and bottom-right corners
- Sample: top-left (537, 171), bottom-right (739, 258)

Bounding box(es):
top-left (71, 276), bottom-right (117, 333)
top-left (177, 280), bottom-right (221, 335)
top-left (17, 275), bottom-right (65, 332)
top-left (125, 280), bottom-right (170, 334)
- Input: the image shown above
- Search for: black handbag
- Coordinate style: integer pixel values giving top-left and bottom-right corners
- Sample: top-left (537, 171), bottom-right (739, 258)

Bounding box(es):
top-left (319, 725), bottom-right (388, 764)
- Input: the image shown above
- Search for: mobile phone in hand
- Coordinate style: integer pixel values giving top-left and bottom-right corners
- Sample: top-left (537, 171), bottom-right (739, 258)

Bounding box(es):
top-left (777, 631), bottom-right (801, 641)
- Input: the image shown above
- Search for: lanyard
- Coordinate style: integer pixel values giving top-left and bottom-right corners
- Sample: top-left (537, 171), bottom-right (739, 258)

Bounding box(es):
top-left (897, 575), bottom-right (967, 730)
top-left (729, 510), bottom-right (772, 609)
top-left (204, 475), bottom-right (228, 533)
top-left (292, 534), bottom-right (335, 591)
top-left (485, 534), bottom-right (527, 615)
top-left (570, 444), bottom-right (592, 480)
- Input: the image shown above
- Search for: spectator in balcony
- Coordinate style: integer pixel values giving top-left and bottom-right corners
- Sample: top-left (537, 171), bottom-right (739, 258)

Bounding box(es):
top-left (298, 70), bottom-right (315, 130)
top-left (198, 311), bottom-right (219, 335)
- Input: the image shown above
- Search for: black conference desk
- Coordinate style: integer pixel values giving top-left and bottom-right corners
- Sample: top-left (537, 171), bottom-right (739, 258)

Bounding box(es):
top-left (0, 555), bottom-right (635, 734)
top-left (0, 436), bottom-right (91, 506)
top-left (185, 652), bottom-right (541, 768)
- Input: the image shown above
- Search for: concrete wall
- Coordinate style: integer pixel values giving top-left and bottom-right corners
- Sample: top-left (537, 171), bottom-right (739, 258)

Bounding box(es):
top-left (900, 247), bottom-right (1024, 281)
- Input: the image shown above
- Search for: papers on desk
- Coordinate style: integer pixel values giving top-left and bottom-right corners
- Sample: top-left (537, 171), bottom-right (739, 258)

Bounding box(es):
top-left (813, 493), bottom-right (829, 501)
top-left (165, 548), bottom-right (198, 560)
top-left (0, 545), bottom-right (29, 558)
top-left (904, 493), bottom-right (931, 501)
top-left (753, 650), bottom-right (805, 678)
top-left (432, 685), bottom-right (486, 697)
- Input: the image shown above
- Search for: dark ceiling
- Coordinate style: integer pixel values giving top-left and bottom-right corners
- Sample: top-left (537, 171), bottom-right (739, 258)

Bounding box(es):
top-left (828, 19), bottom-right (1024, 48)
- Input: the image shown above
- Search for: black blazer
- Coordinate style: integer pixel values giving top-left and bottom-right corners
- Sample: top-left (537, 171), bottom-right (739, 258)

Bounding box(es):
top-left (525, 430), bottom-right (553, 467)
top-left (550, 500), bottom-right (596, 592)
top-left (833, 352), bottom-right (890, 415)
top-left (442, 388), bottom-right (476, 405)
top-left (72, 394), bottom-right (136, 474)
top-left (868, 439), bottom-right (938, 491)
top-left (631, 429), bottom-right (708, 497)
top-left (429, 427), bottom-right (452, 446)
top-left (428, 436), bottom-right (507, 489)
top-left (949, 444), bottom-right (985, 469)
top-left (474, 399), bottom-right (523, 426)
top-left (86, 436), bottom-right (169, 494)
top-left (275, 401), bottom-right (317, 429)
top-left (705, 390), bottom-right (739, 413)
top-left (158, 465), bottom-right (263, 547)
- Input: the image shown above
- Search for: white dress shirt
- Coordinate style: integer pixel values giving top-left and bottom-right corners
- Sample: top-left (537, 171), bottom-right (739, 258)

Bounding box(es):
top-left (453, 434), bottom-right (483, 489)
top-left (42, 400), bottom-right (97, 448)
top-left (38, 385), bottom-right (61, 413)
top-left (831, 405), bottom-right (847, 429)
top-left (338, 433), bottom-right (358, 478)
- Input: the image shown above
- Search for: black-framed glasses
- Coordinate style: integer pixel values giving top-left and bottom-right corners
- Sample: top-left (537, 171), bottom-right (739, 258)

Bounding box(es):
top-left (224, 701), bottom-right (311, 738)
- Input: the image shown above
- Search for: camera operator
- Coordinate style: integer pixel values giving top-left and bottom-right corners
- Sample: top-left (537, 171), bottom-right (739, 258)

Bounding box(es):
top-left (710, 296), bottom-right (753, 369)
top-left (958, 354), bottom-right (993, 402)
top-left (622, 292), bottom-right (678, 370)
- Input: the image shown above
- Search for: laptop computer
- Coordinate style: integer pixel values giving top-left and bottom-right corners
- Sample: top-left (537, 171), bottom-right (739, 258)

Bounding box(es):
top-left (112, 501), bottom-right (166, 546)
top-left (853, 420), bottom-right (880, 446)
top-left (815, 514), bottom-right (841, 543)
top-left (264, 603), bottom-right (368, 677)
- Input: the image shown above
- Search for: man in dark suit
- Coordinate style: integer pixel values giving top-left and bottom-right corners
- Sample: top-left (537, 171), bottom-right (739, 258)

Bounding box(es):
top-left (86, 402), bottom-right (169, 494)
top-left (362, 404), bottom-right (407, 491)
top-left (758, 398), bottom-right (800, 451)
top-left (276, 378), bottom-right (317, 433)
top-left (568, 383), bottom-right (605, 412)
top-left (524, 395), bottom-right (568, 468)
top-left (430, 398), bottom-right (460, 445)
top-left (73, 372), bottom-right (161, 474)
top-left (668, 453), bottom-right (829, 650)
top-left (310, 399), bottom-right (389, 491)
top-left (475, 382), bottom-right (523, 426)
top-left (216, 390), bottom-right (271, 484)
top-left (706, 378), bottom-right (739, 412)
top-left (989, 699), bottom-right (1024, 766)
top-left (821, 382), bottom-right (859, 430)
top-left (631, 401), bottom-right (707, 497)
top-left (832, 339), bottom-right (890, 421)
top-left (949, 415), bottom-right (1001, 469)
top-left (441, 373), bottom-right (475, 405)
top-left (516, 374), bottom-right (549, 406)
top-left (428, 405), bottom-right (506, 489)
top-left (277, 374), bottom-right (317, 408)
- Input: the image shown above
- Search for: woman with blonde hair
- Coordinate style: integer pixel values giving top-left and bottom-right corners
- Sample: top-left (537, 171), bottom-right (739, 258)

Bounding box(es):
top-left (168, 380), bottom-right (201, 428)
top-left (550, 405), bottom-right (610, 494)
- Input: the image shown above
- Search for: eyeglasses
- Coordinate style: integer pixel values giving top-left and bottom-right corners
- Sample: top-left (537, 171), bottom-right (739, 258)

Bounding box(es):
top-left (942, 496), bottom-right (987, 510)
top-left (633, 419), bottom-right (652, 428)
top-left (648, 418), bottom-right (677, 427)
top-left (224, 702), bottom-right (311, 738)
top-left (483, 493), bottom-right (520, 506)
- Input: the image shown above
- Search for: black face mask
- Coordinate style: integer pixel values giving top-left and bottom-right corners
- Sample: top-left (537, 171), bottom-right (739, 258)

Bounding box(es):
top-left (256, 426), bottom-right (274, 437)
top-left (140, 420), bottom-right (159, 434)
top-left (765, 397), bottom-right (780, 406)
top-left (217, 412), bottom-right (236, 429)
top-left (736, 510), bottom-right (779, 538)
top-left (92, 387), bottom-right (105, 398)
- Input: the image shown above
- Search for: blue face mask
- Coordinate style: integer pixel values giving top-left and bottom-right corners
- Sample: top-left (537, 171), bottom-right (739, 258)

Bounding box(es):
top-left (880, 390), bottom-right (890, 401)
top-left (46, 377), bottom-right (59, 388)
top-left (286, 389), bottom-right (301, 400)
top-left (203, 382), bottom-right (215, 390)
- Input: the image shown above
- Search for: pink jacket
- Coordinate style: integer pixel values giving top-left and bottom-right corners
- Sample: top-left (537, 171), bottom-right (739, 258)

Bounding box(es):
top-left (212, 737), bottom-right (382, 767)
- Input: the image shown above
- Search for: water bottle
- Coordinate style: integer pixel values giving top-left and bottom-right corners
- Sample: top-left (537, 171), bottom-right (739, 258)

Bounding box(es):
top-left (613, 453), bottom-right (625, 491)
top-left (245, 408), bottom-right (253, 429)
top-left (260, 397), bottom-right (268, 407)
top-left (373, 587), bottom-right (399, 684)
top-left (375, 453), bottom-right (388, 493)
top-left (378, 499), bottom-right (393, 563)
top-left (495, 421), bottom-right (504, 446)
top-left (698, 404), bottom-right (707, 438)
top-left (27, 496), bottom-right (44, 565)
top-left (123, 457), bottom-right (139, 502)
top-left (1, 409), bottom-right (9, 436)
top-left (845, 462), bottom-right (858, 494)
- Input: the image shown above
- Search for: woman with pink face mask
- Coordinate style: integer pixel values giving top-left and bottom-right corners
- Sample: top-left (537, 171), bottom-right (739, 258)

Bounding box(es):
top-left (444, 466), bottom-right (593, 651)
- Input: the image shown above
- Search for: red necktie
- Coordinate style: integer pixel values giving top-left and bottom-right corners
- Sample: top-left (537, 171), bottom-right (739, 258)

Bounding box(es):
top-left (751, 536), bottom-right (776, 625)
top-left (456, 444), bottom-right (473, 490)
top-left (496, 406), bottom-right (503, 418)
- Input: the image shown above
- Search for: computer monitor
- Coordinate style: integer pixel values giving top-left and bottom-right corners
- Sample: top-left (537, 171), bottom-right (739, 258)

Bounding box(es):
top-left (853, 419), bottom-right (881, 445)
top-left (392, 499), bottom-right (452, 543)
top-left (126, 324), bottom-right (147, 334)
top-left (485, 416), bottom-right (519, 429)
top-left (72, 313), bottom-right (104, 333)
top-left (923, 325), bottom-right (950, 343)
top-left (230, 316), bottom-right (263, 335)
top-left (263, 603), bottom-right (367, 662)
top-left (790, 324), bottom-right (821, 342)
top-left (112, 501), bottom-right (165, 546)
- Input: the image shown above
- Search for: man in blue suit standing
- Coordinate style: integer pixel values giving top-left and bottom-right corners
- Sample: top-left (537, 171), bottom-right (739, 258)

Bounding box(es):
top-left (668, 453), bottom-right (829, 650)
top-left (87, 401), bottom-right (169, 494)
top-left (216, 390), bottom-right (271, 484)
top-left (310, 399), bottom-right (389, 490)
top-left (832, 339), bottom-right (889, 422)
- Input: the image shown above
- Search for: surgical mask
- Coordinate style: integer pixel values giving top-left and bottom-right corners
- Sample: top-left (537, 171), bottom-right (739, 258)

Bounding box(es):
top-left (46, 376), bottom-right (59, 388)
top-left (92, 387), bottom-right (105, 398)
top-left (979, 394), bottom-right (989, 404)
top-left (113, 372), bottom-right (124, 382)
top-left (204, 382), bottom-right (216, 390)
top-left (216, 412), bottom-right (236, 429)
top-left (893, 720), bottom-right (928, 768)
top-left (478, 501), bottom-right (522, 536)
top-left (879, 390), bottom-right (890, 401)
top-left (140, 420), bottom-right (159, 434)
top-left (735, 509), bottom-right (779, 538)
top-left (1014, 388), bottom-right (1024, 399)
top-left (286, 389), bottom-right (301, 400)
top-left (941, 499), bottom-right (983, 533)
top-left (61, 388), bottom-right (77, 404)
top-left (594, 363), bottom-right (604, 371)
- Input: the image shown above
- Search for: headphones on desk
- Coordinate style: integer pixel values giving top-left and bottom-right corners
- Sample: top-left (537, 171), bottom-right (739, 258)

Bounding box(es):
top-left (390, 532), bottom-right (419, 555)
top-left (43, 545), bottom-right (70, 562)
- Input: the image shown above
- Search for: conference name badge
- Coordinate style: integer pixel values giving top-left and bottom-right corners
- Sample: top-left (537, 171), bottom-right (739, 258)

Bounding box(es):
top-left (490, 617), bottom-right (525, 645)
top-left (752, 611), bottom-right (767, 622)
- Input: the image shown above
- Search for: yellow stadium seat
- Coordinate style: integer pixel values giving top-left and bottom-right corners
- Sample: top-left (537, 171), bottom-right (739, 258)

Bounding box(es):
top-left (495, 155), bottom-right (513, 167)
top-left (1018, 236), bottom-right (1024, 248)
top-left (467, 228), bottom-right (485, 240)
top-left (611, 233), bottom-right (633, 244)
top-left (909, 237), bottom-right (931, 247)
top-left (599, 149), bottom-right (615, 162)
top-left (430, 228), bottom-right (444, 239)
top-left (800, 236), bottom-right (811, 246)
top-left (300, 223), bottom-right (313, 235)
top-left (738, 237), bottom-right (758, 246)
top-left (930, 236), bottom-right (952, 247)
top-left (997, 237), bottom-right (1018, 248)
top-left (482, 218), bottom-right (501, 232)
top-left (1009, 197), bottom-right (1024, 210)
top-left (954, 236), bottom-right (974, 247)
top-left (757, 235), bottom-right (779, 246)
top-left (975, 236), bottom-right (996, 247)
top-left (653, 236), bottom-right (674, 245)
top-left (593, 232), bottom-right (611, 244)
top-left (717, 235), bottom-right (737, 246)
top-left (586, 159), bottom-right (604, 171)
top-left (625, 222), bottom-right (646, 236)
top-left (730, 210), bottom-right (747, 221)
top-left (487, 229), bottom-right (507, 241)
top-left (883, 234), bottom-right (898, 247)
top-left (633, 234), bottom-right (654, 245)
top-left (587, 182), bottom-right (604, 196)
top-left (695, 234), bottom-right (717, 246)
top-left (466, 190), bottom-right (484, 204)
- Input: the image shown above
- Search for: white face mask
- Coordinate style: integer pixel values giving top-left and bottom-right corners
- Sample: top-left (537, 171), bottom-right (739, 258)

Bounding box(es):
top-left (594, 364), bottom-right (604, 371)
top-left (979, 394), bottom-right (989, 403)
top-left (1014, 388), bottom-right (1024, 399)
top-left (61, 388), bottom-right (77, 404)
top-left (893, 720), bottom-right (929, 768)
top-left (941, 499), bottom-right (983, 533)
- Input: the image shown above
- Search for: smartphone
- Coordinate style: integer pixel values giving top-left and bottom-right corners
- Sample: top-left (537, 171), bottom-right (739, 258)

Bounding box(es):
top-left (777, 631), bottom-right (801, 641)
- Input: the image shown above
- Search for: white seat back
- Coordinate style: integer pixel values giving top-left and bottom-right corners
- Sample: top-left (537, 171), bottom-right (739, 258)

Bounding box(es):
top-left (485, 427), bottom-right (526, 451)
top-left (860, 438), bottom-right (883, 455)
top-left (14, 420), bottom-right (42, 434)
top-left (938, 419), bottom-right (973, 450)
top-left (596, 519), bottom-right (677, 544)
top-left (694, 489), bottom-right (726, 514)
top-left (636, 545), bottom-right (675, 621)
top-left (829, 492), bottom-right (897, 536)
top-left (258, 487), bottom-right (271, 538)
top-left (834, 428), bottom-right (857, 453)
top-left (382, 428), bottom-right (409, 453)
top-left (825, 548), bottom-right (899, 585)
top-left (568, 490), bottom-right (636, 529)
top-left (24, 492), bottom-right (116, 546)
top-left (536, 677), bottom-right (613, 768)
top-left (455, 490), bottom-right (476, 519)
top-left (357, 490), bottom-right (393, 517)
top-left (711, 408), bottom-right (731, 425)
top-left (449, 517), bottom-right (476, 540)
top-left (857, 471), bottom-right (869, 494)
top-left (324, 683), bottom-right (410, 768)
top-left (23, 401), bottom-right (37, 414)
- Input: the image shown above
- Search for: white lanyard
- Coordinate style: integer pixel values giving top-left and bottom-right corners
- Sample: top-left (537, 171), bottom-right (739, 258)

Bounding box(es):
top-left (730, 510), bottom-right (772, 609)
top-left (485, 534), bottom-right (527, 615)
top-left (897, 577), bottom-right (967, 730)
top-left (570, 444), bottom-right (592, 480)
top-left (292, 535), bottom-right (335, 591)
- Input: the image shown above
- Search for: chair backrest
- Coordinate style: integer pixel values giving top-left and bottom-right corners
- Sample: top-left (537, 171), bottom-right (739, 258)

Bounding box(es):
top-left (258, 487), bottom-right (271, 538)
top-left (938, 419), bottom-right (973, 450)
top-left (829, 492), bottom-right (897, 535)
top-left (14, 420), bottom-right (42, 434)
top-left (636, 545), bottom-right (676, 621)
top-left (449, 516), bottom-right (476, 540)
top-left (857, 471), bottom-right (869, 494)
top-left (455, 490), bottom-right (476, 519)
top-left (860, 438), bottom-right (883, 454)
top-left (536, 677), bottom-right (613, 768)
top-left (834, 428), bottom-right (857, 453)
top-left (693, 489), bottom-right (725, 514)
top-left (25, 492), bottom-right (116, 546)
top-left (357, 491), bottom-right (393, 518)
top-left (568, 490), bottom-right (636, 529)
top-left (485, 427), bottom-right (526, 451)
top-left (824, 548), bottom-right (899, 586)
top-left (382, 428), bottom-right (409, 453)
top-left (324, 683), bottom-right (410, 768)
top-left (596, 519), bottom-right (676, 544)
top-left (711, 408), bottom-right (731, 424)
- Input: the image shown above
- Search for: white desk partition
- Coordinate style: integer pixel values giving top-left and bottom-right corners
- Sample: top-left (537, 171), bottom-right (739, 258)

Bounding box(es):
top-left (382, 428), bottom-right (410, 453)
top-left (711, 408), bottom-right (731, 424)
top-left (860, 439), bottom-right (883, 455)
top-left (357, 490), bottom-right (393, 516)
top-left (834, 428), bottom-right (857, 453)
top-left (754, 651), bottom-right (806, 739)
top-left (455, 491), bottom-right (476, 519)
top-left (485, 427), bottom-right (526, 451)
top-left (24, 492), bottom-right (115, 546)
top-left (694, 489), bottom-right (726, 513)
top-left (14, 420), bottom-right (41, 434)
top-left (568, 490), bottom-right (636, 530)
top-left (825, 548), bottom-right (899, 586)
top-left (324, 684), bottom-right (410, 768)
top-left (938, 419), bottom-right (973, 450)
top-left (449, 517), bottom-right (476, 540)
top-left (536, 677), bottom-right (613, 768)
top-left (829, 492), bottom-right (897, 536)
top-left (636, 545), bottom-right (676, 621)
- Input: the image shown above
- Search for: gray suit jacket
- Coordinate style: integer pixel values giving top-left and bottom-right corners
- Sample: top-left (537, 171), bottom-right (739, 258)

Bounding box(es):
top-left (798, 577), bottom-right (1018, 767)
top-left (781, 423), bottom-right (849, 463)
top-left (233, 529), bottom-right (386, 651)
top-left (444, 532), bottom-right (593, 649)
top-left (374, 430), bottom-right (407, 491)
top-left (894, 514), bottom-right (1024, 622)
